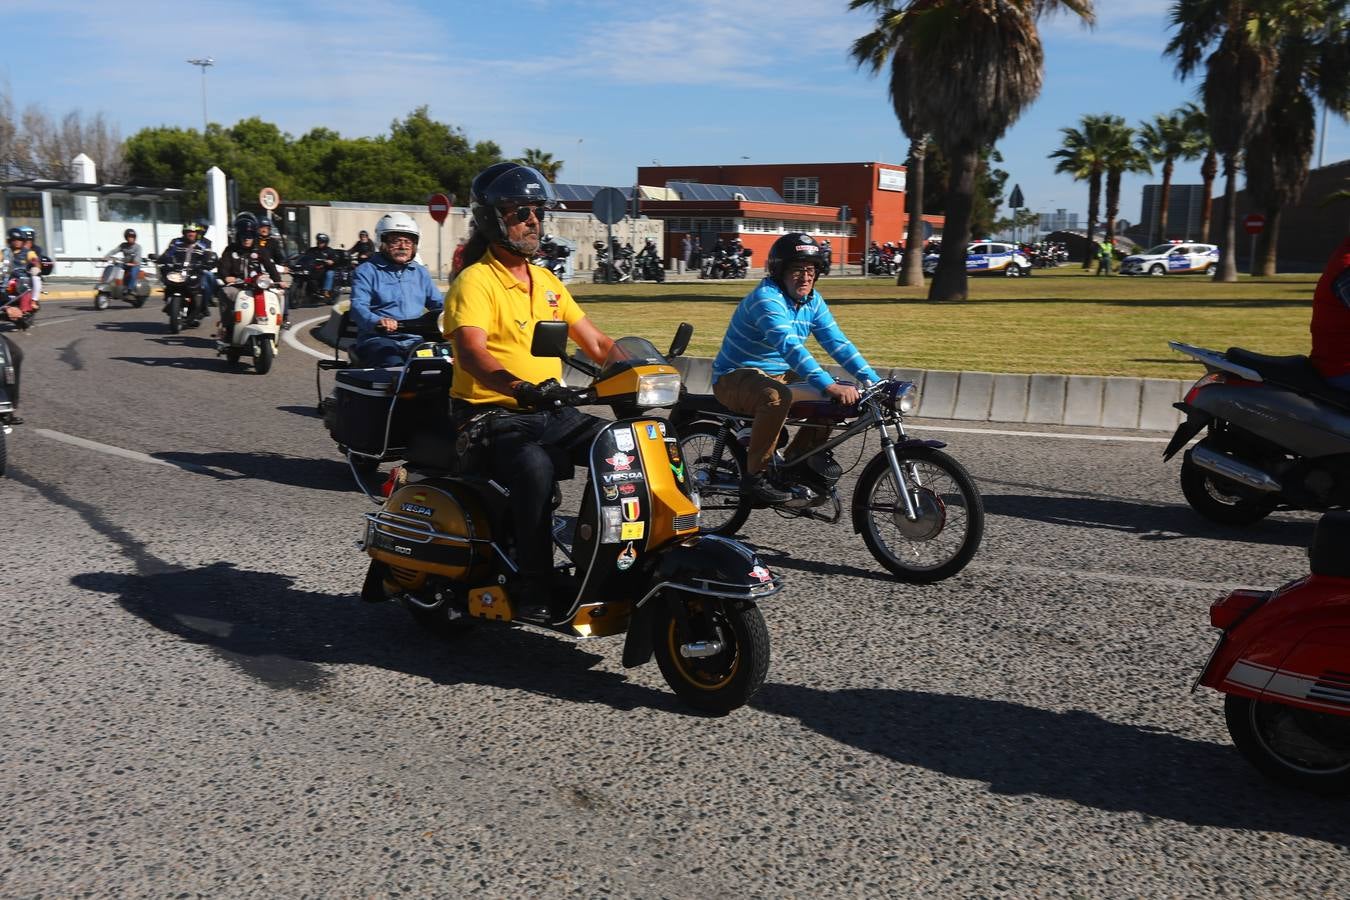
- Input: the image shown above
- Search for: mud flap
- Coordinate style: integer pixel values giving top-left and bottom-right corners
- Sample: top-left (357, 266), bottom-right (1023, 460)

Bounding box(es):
top-left (1163, 405), bottom-right (1212, 461)
top-left (621, 597), bottom-right (659, 668)
top-left (361, 559), bottom-right (390, 603)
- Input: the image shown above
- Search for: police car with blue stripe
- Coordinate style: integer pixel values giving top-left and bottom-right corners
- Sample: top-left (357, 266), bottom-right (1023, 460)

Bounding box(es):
top-left (923, 241), bottom-right (1032, 277)
top-left (1119, 241), bottom-right (1219, 276)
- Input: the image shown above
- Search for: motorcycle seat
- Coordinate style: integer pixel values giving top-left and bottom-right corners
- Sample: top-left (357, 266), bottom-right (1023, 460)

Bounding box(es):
top-left (1226, 347), bottom-right (1350, 410)
top-left (680, 386), bottom-right (857, 421)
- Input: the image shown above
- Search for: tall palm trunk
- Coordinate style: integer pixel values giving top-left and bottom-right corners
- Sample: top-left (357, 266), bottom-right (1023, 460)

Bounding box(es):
top-left (928, 147), bottom-right (978, 301)
top-left (1157, 158), bottom-right (1174, 243)
top-left (1215, 154), bottom-right (1240, 282)
top-left (898, 135), bottom-right (926, 287)
top-left (1082, 172), bottom-right (1101, 268)
top-left (1199, 148), bottom-right (1217, 242)
top-left (1104, 171), bottom-right (1122, 242)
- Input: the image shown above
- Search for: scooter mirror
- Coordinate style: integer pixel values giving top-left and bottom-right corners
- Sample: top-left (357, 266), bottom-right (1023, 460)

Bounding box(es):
top-left (667, 322), bottom-right (693, 359)
top-left (530, 320), bottom-right (569, 358)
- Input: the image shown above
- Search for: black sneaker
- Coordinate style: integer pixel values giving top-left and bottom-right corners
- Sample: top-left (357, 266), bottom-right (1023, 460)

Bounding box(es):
top-left (8, 414), bottom-right (23, 425)
top-left (512, 577), bottom-right (552, 622)
top-left (282, 319), bottom-right (292, 331)
top-left (741, 471), bottom-right (792, 504)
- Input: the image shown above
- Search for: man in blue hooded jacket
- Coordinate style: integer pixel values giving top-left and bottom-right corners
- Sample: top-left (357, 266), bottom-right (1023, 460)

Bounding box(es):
top-left (349, 212), bottom-right (444, 367)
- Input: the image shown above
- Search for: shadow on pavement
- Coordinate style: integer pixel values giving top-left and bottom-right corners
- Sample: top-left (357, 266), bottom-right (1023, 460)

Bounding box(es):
top-left (149, 450), bottom-right (356, 491)
top-left (73, 561), bottom-right (679, 713)
top-left (110, 355), bottom-right (234, 372)
top-left (981, 493), bottom-right (1312, 547)
top-left (752, 683), bottom-right (1350, 845)
top-left (277, 404), bottom-right (323, 419)
top-left (95, 320), bottom-right (171, 335)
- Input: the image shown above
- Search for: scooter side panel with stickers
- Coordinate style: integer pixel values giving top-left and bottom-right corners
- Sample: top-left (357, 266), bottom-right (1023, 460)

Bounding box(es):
top-left (1193, 383), bottom-right (1350, 458)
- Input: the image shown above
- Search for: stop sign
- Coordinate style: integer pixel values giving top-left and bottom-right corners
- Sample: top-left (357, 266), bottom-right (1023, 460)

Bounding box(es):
top-left (427, 193), bottom-right (452, 224)
top-left (1243, 213), bottom-right (1265, 235)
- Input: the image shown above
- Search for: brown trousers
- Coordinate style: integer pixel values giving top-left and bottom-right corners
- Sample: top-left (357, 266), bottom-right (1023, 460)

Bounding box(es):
top-left (713, 368), bottom-right (832, 475)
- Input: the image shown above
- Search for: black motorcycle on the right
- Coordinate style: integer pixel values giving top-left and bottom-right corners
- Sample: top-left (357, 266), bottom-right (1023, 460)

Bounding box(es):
top-left (1165, 340), bottom-right (1350, 525)
top-left (671, 377), bottom-right (984, 583)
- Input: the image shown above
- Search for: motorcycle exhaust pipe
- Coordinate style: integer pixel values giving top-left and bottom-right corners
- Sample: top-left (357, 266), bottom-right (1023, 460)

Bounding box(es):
top-left (1191, 445), bottom-right (1282, 493)
top-left (680, 640), bottom-right (724, 659)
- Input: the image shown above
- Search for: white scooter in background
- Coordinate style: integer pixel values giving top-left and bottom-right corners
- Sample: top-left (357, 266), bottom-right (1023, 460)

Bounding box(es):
top-left (217, 262), bottom-right (283, 374)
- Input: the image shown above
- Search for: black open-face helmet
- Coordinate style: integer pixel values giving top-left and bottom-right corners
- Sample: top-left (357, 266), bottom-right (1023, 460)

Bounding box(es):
top-left (124, 228), bottom-right (137, 240)
top-left (767, 232), bottom-right (824, 284)
top-left (316, 233), bottom-right (329, 244)
top-left (6, 227), bottom-right (23, 242)
top-left (236, 220), bottom-right (257, 241)
top-left (469, 162), bottom-right (558, 253)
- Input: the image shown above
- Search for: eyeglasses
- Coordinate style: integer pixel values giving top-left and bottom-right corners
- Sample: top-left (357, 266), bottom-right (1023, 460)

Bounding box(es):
top-left (500, 204), bottom-right (546, 224)
top-left (385, 236), bottom-right (417, 247)
top-left (786, 265), bottom-right (818, 278)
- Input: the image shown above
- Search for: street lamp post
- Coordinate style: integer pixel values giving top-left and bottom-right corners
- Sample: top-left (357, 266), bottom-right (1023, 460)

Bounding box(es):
top-left (187, 57), bottom-right (214, 132)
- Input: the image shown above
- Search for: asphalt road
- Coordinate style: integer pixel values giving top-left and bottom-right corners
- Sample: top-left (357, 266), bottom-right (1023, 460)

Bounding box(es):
top-left (2, 297), bottom-right (1346, 898)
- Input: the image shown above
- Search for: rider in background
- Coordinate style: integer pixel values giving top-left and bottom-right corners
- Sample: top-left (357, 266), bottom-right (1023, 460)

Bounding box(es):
top-left (215, 219), bottom-right (280, 343)
top-left (17, 226), bottom-right (46, 305)
top-left (4, 227), bottom-right (41, 316)
top-left (349, 212), bottom-right (443, 367)
top-left (1308, 235), bottom-right (1350, 390)
top-left (350, 230), bottom-right (376, 265)
top-left (254, 217), bottom-right (289, 327)
top-left (111, 229), bottom-right (144, 294)
top-left (158, 224), bottom-right (215, 320)
top-left (301, 233), bottom-right (344, 302)
top-left (711, 232), bottom-right (880, 503)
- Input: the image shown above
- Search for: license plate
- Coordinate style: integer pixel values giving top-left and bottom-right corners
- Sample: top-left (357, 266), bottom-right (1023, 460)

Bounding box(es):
top-left (1191, 633), bottom-right (1225, 693)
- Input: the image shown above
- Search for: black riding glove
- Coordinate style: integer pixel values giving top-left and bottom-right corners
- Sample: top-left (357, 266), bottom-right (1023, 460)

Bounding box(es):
top-left (512, 377), bottom-right (571, 410)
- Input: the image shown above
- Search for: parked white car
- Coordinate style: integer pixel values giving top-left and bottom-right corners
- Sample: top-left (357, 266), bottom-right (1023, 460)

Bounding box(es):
top-left (922, 241), bottom-right (1032, 277)
top-left (1119, 241), bottom-right (1220, 276)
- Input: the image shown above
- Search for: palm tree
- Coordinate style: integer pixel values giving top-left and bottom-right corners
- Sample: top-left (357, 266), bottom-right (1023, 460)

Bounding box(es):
top-left (1100, 118), bottom-right (1152, 245)
top-left (1243, 6), bottom-right (1350, 274)
top-left (1167, 1), bottom-right (1285, 282)
top-left (1136, 108), bottom-right (1199, 245)
top-left (1179, 102), bottom-right (1218, 241)
top-left (850, 0), bottom-right (1096, 301)
top-left (1048, 114), bottom-right (1113, 266)
top-left (851, 10), bottom-right (929, 286)
top-left (516, 148), bottom-right (562, 181)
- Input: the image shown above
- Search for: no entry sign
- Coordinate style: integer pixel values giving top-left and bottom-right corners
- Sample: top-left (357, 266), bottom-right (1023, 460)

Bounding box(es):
top-left (1243, 213), bottom-right (1266, 235)
top-left (428, 193), bottom-right (452, 224)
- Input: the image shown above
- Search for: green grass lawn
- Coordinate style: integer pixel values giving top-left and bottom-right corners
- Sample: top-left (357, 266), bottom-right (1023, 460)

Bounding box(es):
top-left (568, 268), bottom-right (1319, 379)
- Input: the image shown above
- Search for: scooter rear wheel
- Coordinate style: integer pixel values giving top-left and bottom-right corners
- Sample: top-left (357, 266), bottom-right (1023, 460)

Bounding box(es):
top-left (1225, 694), bottom-right (1350, 793)
top-left (1180, 455), bottom-right (1274, 526)
top-left (653, 592), bottom-right (768, 715)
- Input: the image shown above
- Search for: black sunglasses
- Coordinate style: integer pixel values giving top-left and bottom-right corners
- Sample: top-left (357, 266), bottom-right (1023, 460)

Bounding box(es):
top-left (500, 204), bottom-right (546, 224)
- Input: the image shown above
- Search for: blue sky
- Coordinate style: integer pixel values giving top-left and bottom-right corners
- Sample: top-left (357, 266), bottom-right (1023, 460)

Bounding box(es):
top-left (12, 0), bottom-right (1350, 227)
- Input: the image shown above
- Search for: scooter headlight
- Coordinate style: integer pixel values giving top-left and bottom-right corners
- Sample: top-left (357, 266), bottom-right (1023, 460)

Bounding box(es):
top-left (255, 276), bottom-right (273, 291)
top-left (635, 373), bottom-right (681, 408)
top-left (165, 271), bottom-right (185, 284)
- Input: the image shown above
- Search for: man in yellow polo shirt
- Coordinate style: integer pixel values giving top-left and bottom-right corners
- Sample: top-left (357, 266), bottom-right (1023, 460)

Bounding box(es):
top-left (444, 162), bottom-right (616, 621)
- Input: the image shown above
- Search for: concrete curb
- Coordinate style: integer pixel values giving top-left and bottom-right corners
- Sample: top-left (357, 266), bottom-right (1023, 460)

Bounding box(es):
top-left (307, 313), bottom-right (1189, 433)
top-left (669, 356), bottom-right (1186, 432)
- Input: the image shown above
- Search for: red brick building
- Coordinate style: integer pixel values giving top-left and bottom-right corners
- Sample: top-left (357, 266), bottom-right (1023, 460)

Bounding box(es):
top-left (634, 161), bottom-right (943, 267)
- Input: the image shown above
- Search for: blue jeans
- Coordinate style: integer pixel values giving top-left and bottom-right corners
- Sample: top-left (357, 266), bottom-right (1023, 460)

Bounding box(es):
top-left (125, 264), bottom-right (139, 293)
top-left (354, 334), bottom-right (418, 367)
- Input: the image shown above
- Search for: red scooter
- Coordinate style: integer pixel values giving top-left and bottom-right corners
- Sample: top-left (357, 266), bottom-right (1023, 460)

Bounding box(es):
top-left (1197, 511), bottom-right (1350, 793)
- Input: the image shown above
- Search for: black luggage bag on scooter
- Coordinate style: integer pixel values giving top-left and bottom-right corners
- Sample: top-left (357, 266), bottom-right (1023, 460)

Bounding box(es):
top-left (331, 364), bottom-right (450, 456)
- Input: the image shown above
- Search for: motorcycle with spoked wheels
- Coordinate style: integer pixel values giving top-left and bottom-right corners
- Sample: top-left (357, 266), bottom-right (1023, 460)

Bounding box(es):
top-left (671, 378), bottom-right (985, 583)
top-left (353, 321), bottom-right (782, 713)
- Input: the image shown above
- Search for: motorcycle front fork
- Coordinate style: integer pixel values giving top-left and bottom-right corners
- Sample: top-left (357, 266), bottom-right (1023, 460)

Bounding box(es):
top-left (878, 419), bottom-right (921, 521)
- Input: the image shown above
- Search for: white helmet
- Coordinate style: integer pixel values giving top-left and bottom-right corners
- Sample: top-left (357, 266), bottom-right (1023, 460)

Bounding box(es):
top-left (375, 212), bottom-right (420, 244)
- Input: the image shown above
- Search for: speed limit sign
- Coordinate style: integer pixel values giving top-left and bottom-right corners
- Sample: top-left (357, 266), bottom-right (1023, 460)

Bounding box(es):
top-left (258, 186), bottom-right (280, 211)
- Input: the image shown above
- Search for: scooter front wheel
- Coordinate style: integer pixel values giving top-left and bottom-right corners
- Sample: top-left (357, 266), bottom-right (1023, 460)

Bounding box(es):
top-left (94, 292), bottom-right (110, 310)
top-left (167, 296), bottom-right (182, 333)
top-left (653, 592), bottom-right (768, 715)
top-left (852, 447), bottom-right (984, 583)
top-left (1225, 694), bottom-right (1350, 793)
top-left (254, 338), bottom-right (275, 374)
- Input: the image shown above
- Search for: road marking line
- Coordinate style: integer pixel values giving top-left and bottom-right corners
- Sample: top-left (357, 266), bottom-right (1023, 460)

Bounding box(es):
top-left (909, 423), bottom-right (1170, 444)
top-left (977, 561), bottom-right (1266, 592)
top-left (30, 428), bottom-right (217, 475)
top-left (284, 313), bottom-right (336, 360)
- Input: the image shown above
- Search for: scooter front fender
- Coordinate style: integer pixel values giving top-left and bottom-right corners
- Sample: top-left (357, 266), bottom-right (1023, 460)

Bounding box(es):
top-left (620, 534), bottom-right (782, 669)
